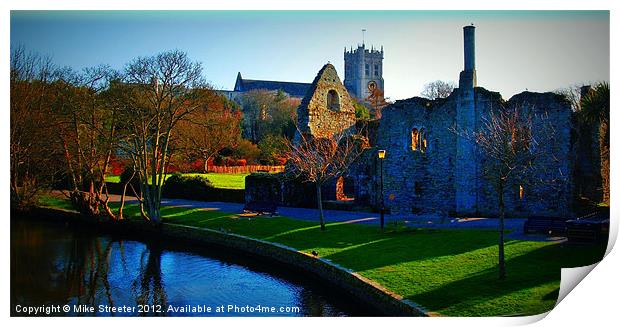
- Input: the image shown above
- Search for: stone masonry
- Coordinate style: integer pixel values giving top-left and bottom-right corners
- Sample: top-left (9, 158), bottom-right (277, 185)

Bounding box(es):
top-left (344, 44), bottom-right (385, 100)
top-left (246, 25), bottom-right (600, 219)
top-left (296, 63), bottom-right (357, 139)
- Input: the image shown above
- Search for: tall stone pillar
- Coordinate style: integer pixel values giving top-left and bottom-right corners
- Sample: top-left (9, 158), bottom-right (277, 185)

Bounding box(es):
top-left (455, 25), bottom-right (478, 216)
top-left (460, 25), bottom-right (477, 89)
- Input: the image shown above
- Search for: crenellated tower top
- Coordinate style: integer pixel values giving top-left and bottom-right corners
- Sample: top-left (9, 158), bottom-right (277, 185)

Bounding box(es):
top-left (343, 43), bottom-right (385, 100)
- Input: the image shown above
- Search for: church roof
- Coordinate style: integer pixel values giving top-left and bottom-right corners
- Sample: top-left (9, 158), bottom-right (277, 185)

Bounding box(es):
top-left (234, 72), bottom-right (311, 98)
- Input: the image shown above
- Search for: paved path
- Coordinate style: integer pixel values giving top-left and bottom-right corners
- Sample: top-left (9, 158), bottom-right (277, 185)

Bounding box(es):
top-left (90, 192), bottom-right (564, 242)
top-left (105, 194), bottom-right (548, 234)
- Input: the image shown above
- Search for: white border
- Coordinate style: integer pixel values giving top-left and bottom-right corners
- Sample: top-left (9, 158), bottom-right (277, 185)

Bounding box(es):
top-left (2, 1), bottom-right (617, 327)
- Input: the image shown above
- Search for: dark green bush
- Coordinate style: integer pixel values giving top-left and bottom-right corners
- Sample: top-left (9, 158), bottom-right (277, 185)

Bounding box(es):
top-left (162, 174), bottom-right (215, 201)
top-left (106, 172), bottom-right (244, 203)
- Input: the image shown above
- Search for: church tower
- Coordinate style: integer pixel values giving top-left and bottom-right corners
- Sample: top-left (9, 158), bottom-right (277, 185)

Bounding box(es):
top-left (343, 44), bottom-right (384, 100)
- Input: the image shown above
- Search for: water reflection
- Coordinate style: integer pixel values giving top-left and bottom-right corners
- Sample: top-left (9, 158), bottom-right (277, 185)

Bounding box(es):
top-left (11, 219), bottom-right (373, 317)
top-left (134, 243), bottom-right (167, 316)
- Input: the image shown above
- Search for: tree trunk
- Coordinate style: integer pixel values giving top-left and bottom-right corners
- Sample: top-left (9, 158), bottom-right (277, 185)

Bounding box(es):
top-left (118, 186), bottom-right (126, 220)
top-left (144, 184), bottom-right (162, 224)
top-left (498, 179), bottom-right (506, 280)
top-left (139, 201), bottom-right (148, 221)
top-left (137, 177), bottom-right (150, 222)
top-left (316, 183), bottom-right (326, 231)
top-left (102, 196), bottom-right (117, 221)
top-left (600, 120), bottom-right (610, 205)
top-left (11, 175), bottom-right (21, 206)
top-left (118, 169), bottom-right (135, 220)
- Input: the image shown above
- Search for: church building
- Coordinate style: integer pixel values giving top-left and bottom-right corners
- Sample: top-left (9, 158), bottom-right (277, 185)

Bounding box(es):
top-left (219, 43), bottom-right (385, 104)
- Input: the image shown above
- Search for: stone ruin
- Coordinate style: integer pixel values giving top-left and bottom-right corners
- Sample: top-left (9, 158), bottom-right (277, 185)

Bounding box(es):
top-left (245, 25), bottom-right (605, 219)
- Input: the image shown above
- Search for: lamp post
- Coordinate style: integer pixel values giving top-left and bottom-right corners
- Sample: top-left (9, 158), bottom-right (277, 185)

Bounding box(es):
top-left (378, 150), bottom-right (386, 230)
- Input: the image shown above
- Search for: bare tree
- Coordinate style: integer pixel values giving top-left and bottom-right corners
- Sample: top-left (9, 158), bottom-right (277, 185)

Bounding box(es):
top-left (240, 90), bottom-right (299, 143)
top-left (365, 85), bottom-right (390, 119)
top-left (285, 131), bottom-right (367, 230)
top-left (239, 89), bottom-right (273, 143)
top-left (453, 104), bottom-right (563, 280)
top-left (10, 47), bottom-right (62, 208)
top-left (421, 80), bottom-right (457, 100)
top-left (120, 50), bottom-right (208, 223)
top-left (555, 83), bottom-right (591, 112)
top-left (51, 65), bottom-right (121, 219)
top-left (10, 47), bottom-right (122, 218)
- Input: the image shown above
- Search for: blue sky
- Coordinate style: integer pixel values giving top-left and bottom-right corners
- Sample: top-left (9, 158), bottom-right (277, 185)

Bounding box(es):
top-left (10, 10), bottom-right (609, 100)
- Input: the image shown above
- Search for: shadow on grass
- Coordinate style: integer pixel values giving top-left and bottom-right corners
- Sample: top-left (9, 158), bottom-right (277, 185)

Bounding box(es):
top-left (321, 228), bottom-right (499, 271)
top-left (153, 206), bottom-right (606, 316)
top-left (406, 241), bottom-right (606, 316)
top-left (147, 206), bottom-right (505, 272)
top-left (37, 196), bottom-right (609, 316)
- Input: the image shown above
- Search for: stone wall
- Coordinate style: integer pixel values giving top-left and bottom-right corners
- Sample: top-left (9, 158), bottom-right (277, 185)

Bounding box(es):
top-left (470, 88), bottom-right (504, 217)
top-left (350, 148), bottom-right (379, 208)
top-left (373, 95), bottom-right (458, 216)
top-left (297, 64), bottom-right (356, 139)
top-left (474, 92), bottom-right (573, 217)
top-left (246, 61), bottom-right (580, 219)
top-left (244, 172), bottom-right (333, 209)
top-left (573, 117), bottom-right (603, 205)
top-left (368, 88), bottom-right (574, 218)
top-left (245, 173), bottom-right (283, 204)
top-left (21, 207), bottom-right (427, 317)
top-left (454, 83), bottom-right (478, 215)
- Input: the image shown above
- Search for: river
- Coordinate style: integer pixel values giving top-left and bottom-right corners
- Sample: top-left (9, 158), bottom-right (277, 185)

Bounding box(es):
top-left (11, 218), bottom-right (375, 317)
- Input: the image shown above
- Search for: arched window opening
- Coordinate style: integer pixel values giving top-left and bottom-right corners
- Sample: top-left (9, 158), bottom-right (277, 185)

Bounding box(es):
top-left (411, 128), bottom-right (419, 151)
top-left (327, 90), bottom-right (340, 111)
top-left (519, 185), bottom-right (525, 200)
top-left (336, 176), bottom-right (355, 201)
top-left (336, 176), bottom-right (345, 200)
top-left (420, 128), bottom-right (427, 153)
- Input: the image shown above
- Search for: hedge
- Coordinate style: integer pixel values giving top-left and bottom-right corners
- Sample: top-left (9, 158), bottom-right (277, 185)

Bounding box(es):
top-left (105, 173), bottom-right (244, 203)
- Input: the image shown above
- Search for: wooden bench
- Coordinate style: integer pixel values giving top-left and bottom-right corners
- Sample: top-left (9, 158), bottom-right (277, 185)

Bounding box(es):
top-left (566, 211), bottom-right (609, 243)
top-left (243, 201), bottom-right (278, 217)
top-left (523, 216), bottom-right (568, 235)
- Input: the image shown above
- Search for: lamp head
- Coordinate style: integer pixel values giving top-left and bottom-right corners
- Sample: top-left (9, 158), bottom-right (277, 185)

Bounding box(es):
top-left (378, 150), bottom-right (386, 159)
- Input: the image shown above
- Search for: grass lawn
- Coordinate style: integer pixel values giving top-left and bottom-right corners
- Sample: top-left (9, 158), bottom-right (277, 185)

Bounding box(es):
top-left (104, 175), bottom-right (121, 183)
top-left (37, 195), bottom-right (606, 317)
top-left (104, 173), bottom-right (249, 189)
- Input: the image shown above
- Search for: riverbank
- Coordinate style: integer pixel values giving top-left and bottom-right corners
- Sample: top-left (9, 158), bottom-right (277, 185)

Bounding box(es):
top-left (14, 206), bottom-right (424, 317)
top-left (11, 215), bottom-right (368, 317)
top-left (24, 196), bottom-right (607, 316)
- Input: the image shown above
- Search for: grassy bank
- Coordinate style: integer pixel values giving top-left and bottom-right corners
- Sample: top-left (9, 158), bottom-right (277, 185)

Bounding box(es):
top-left (104, 172), bottom-right (249, 189)
top-left (36, 195), bottom-right (606, 317)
